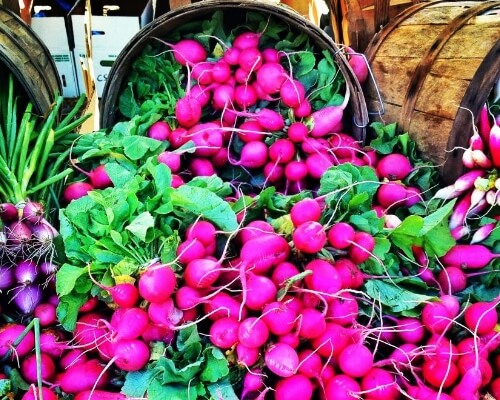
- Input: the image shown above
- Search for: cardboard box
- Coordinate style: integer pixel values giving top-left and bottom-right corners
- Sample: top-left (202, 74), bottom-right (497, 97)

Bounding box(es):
top-left (69, 0), bottom-right (153, 97)
top-left (31, 1), bottom-right (79, 98)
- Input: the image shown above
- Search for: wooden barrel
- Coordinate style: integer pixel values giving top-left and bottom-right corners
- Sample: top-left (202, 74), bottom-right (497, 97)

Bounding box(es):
top-left (99, 0), bottom-right (369, 141)
top-left (329, 0), bottom-right (424, 51)
top-left (0, 5), bottom-right (62, 114)
top-left (363, 0), bottom-right (500, 184)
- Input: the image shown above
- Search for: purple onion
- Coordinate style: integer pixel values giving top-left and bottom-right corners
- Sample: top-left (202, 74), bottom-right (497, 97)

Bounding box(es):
top-left (0, 203), bottom-right (18, 223)
top-left (0, 265), bottom-right (14, 289)
top-left (40, 261), bottom-right (58, 275)
top-left (6, 221), bottom-right (32, 247)
top-left (22, 201), bottom-right (45, 224)
top-left (14, 260), bottom-right (38, 285)
top-left (11, 284), bottom-right (42, 314)
top-left (31, 221), bottom-right (57, 243)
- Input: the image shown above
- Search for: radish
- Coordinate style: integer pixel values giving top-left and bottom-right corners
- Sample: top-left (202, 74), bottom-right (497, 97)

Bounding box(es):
top-left (440, 244), bottom-right (499, 269)
top-left (158, 151), bottom-right (182, 173)
top-left (192, 62), bottom-right (214, 85)
top-left (275, 374), bottom-right (314, 400)
top-left (338, 343), bottom-right (373, 378)
top-left (233, 31), bottom-right (261, 50)
top-left (421, 301), bottom-right (453, 334)
top-left (21, 353), bottom-right (56, 383)
top-left (437, 266), bottom-right (467, 294)
top-left (271, 262), bottom-right (301, 287)
top-left (422, 358), bottom-right (459, 388)
top-left (112, 339), bottom-right (150, 372)
top-left (237, 141), bottom-right (268, 168)
top-left (324, 374), bottom-right (361, 400)
top-left (148, 299), bottom-right (183, 329)
top-left (234, 84), bottom-right (258, 109)
top-left (376, 153), bottom-right (412, 181)
top-left (360, 368), bottom-right (400, 400)
top-left (88, 269), bottom-right (139, 308)
top-left (287, 121), bottom-right (309, 142)
top-left (157, 38), bottom-right (207, 66)
top-left (450, 367), bottom-right (483, 400)
top-left (292, 221), bottom-right (327, 254)
top-left (311, 323), bottom-right (349, 358)
top-left (334, 258), bottom-right (364, 289)
top-left (209, 317), bottom-right (240, 348)
top-left (328, 222), bottom-right (355, 249)
top-left (59, 359), bottom-right (110, 394)
top-left (74, 391), bottom-right (127, 400)
top-left (298, 308), bottom-right (326, 339)
top-left (346, 46), bottom-right (368, 85)
top-left (189, 158), bottom-right (215, 176)
top-left (488, 120), bottom-right (500, 167)
top-left (63, 181), bottom-right (93, 203)
top-left (240, 232), bottom-right (290, 274)
top-left (297, 348), bottom-right (323, 379)
top-left (60, 349), bottom-right (88, 369)
top-left (269, 139), bottom-right (295, 164)
top-left (175, 95), bottom-right (202, 128)
top-left (176, 238), bottom-right (206, 265)
top-left (464, 301), bottom-right (498, 335)
top-left (22, 387), bottom-right (58, 400)
top-left (307, 90), bottom-right (350, 137)
top-left (304, 259), bottom-right (342, 295)
top-left (236, 343), bottom-right (260, 367)
top-left (237, 119), bottom-right (266, 143)
top-left (397, 317), bottom-right (426, 344)
top-left (241, 369), bottom-right (265, 399)
top-left (290, 198), bottom-right (321, 227)
top-left (305, 152), bottom-right (336, 179)
top-left (327, 292), bottom-right (359, 326)
top-left (184, 258), bottom-right (221, 289)
top-left (329, 133), bottom-right (361, 159)
top-left (458, 353), bottom-right (492, 388)
top-left (285, 160), bottom-right (308, 182)
top-left (238, 47), bottom-right (262, 72)
top-left (255, 62), bottom-right (287, 94)
top-left (238, 317), bottom-right (269, 348)
top-left (280, 78), bottom-right (305, 108)
top-left (376, 181), bottom-right (408, 209)
top-left (138, 263), bottom-right (176, 304)
top-left (148, 120), bottom-right (171, 141)
top-left (244, 273), bottom-right (277, 311)
top-left (348, 231), bottom-right (375, 264)
top-left (264, 342), bottom-right (299, 378)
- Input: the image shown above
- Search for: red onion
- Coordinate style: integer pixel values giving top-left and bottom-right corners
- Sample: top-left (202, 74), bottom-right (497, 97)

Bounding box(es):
top-left (0, 265), bottom-right (14, 289)
top-left (22, 201), bottom-right (45, 224)
top-left (40, 261), bottom-right (58, 275)
top-left (6, 221), bottom-right (32, 247)
top-left (0, 203), bottom-right (18, 223)
top-left (11, 284), bottom-right (42, 314)
top-left (14, 260), bottom-right (38, 285)
top-left (31, 221), bottom-right (57, 243)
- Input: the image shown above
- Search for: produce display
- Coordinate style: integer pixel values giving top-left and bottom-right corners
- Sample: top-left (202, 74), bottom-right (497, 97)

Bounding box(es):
top-left (0, 6), bottom-right (498, 400)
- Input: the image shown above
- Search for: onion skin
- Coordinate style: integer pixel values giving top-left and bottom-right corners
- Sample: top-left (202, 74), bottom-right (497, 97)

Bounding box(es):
top-left (11, 284), bottom-right (43, 314)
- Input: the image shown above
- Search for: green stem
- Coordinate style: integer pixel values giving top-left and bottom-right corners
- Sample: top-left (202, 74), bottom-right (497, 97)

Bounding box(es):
top-left (57, 93), bottom-right (87, 130)
top-left (21, 97), bottom-right (63, 195)
top-left (33, 318), bottom-right (44, 400)
top-left (0, 156), bottom-right (22, 202)
top-left (11, 102), bottom-right (33, 173)
top-left (7, 96), bottom-right (18, 161)
top-left (34, 128), bottom-right (55, 185)
top-left (0, 121), bottom-right (7, 161)
top-left (16, 117), bottom-right (35, 187)
top-left (54, 113), bottom-right (92, 140)
top-left (5, 75), bottom-right (13, 157)
top-left (26, 168), bottom-right (73, 196)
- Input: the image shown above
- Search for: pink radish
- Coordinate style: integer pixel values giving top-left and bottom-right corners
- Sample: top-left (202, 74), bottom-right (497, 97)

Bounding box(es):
top-left (264, 342), bottom-right (299, 378)
top-left (275, 374), bottom-right (314, 400)
top-left (148, 120), bottom-right (171, 141)
top-left (440, 244), bottom-right (499, 269)
top-left (157, 38), bottom-right (207, 66)
top-left (292, 221), bottom-right (327, 254)
top-left (376, 153), bottom-right (412, 180)
top-left (464, 301), bottom-right (498, 335)
top-left (138, 263), bottom-right (176, 303)
top-left (307, 90), bottom-right (350, 137)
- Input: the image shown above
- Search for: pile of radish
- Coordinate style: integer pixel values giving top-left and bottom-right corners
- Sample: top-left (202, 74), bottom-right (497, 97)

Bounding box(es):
top-left (0, 7), bottom-right (498, 400)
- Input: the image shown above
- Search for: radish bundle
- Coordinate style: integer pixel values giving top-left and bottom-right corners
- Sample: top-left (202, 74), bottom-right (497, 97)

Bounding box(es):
top-left (112, 10), bottom-right (361, 197)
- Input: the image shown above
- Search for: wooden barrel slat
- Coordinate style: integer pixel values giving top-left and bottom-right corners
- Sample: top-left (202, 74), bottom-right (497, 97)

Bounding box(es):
top-left (364, 0), bottom-right (500, 184)
top-left (331, 0), bottom-right (431, 52)
top-left (0, 6), bottom-right (61, 114)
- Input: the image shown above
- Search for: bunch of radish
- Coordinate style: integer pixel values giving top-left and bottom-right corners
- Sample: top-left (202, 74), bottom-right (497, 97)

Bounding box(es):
top-left (144, 30), bottom-right (371, 195)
